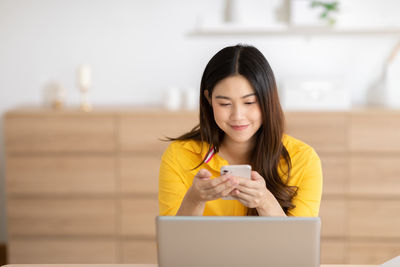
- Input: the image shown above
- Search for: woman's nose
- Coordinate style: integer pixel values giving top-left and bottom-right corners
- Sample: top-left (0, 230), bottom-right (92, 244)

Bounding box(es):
top-left (230, 105), bottom-right (245, 120)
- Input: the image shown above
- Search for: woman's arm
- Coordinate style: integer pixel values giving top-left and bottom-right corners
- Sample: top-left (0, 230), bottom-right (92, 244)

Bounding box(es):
top-left (159, 142), bottom-right (239, 216)
top-left (232, 171), bottom-right (287, 216)
top-left (176, 188), bottom-right (206, 216)
top-left (176, 169), bottom-right (238, 216)
top-left (256, 192), bottom-right (287, 216)
top-left (286, 150), bottom-right (323, 217)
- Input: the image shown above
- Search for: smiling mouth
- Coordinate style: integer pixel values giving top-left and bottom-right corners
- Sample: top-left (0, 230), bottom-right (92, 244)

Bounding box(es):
top-left (230, 125), bottom-right (249, 130)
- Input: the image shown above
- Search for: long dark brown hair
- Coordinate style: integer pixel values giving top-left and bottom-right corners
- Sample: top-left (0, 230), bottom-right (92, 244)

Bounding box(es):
top-left (168, 44), bottom-right (297, 215)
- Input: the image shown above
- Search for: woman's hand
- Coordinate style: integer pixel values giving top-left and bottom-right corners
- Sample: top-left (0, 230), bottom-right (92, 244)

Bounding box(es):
top-left (176, 169), bottom-right (238, 216)
top-left (187, 169), bottom-right (239, 203)
top-left (231, 171), bottom-right (286, 216)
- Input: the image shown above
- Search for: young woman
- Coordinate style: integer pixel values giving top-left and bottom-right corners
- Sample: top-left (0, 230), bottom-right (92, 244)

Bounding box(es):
top-left (159, 44), bottom-right (322, 217)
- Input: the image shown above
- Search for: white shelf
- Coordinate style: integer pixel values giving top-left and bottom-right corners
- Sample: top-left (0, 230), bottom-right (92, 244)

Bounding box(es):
top-left (187, 25), bottom-right (400, 37)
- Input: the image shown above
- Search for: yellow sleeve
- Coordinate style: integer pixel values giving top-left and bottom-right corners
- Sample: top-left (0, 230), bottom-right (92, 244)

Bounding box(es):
top-left (287, 149), bottom-right (323, 217)
top-left (158, 143), bottom-right (189, 216)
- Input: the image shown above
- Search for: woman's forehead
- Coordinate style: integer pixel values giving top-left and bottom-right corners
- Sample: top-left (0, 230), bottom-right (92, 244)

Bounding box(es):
top-left (213, 75), bottom-right (255, 97)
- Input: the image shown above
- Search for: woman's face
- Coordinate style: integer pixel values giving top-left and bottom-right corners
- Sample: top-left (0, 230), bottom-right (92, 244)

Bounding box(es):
top-left (206, 75), bottom-right (262, 145)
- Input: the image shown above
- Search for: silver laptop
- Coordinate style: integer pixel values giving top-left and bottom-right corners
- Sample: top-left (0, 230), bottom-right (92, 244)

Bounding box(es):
top-left (156, 216), bottom-right (320, 267)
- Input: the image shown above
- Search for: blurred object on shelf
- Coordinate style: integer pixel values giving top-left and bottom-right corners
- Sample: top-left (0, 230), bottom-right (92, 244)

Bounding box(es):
top-left (42, 81), bottom-right (66, 110)
top-left (384, 42), bottom-right (400, 108)
top-left (77, 64), bottom-right (92, 112)
top-left (367, 41), bottom-right (400, 109)
top-left (223, 0), bottom-right (237, 23)
top-left (281, 79), bottom-right (350, 110)
top-left (290, 0), bottom-right (339, 27)
top-left (222, 0), bottom-right (283, 27)
top-left (182, 87), bottom-right (198, 111)
top-left (163, 87), bottom-right (181, 110)
top-left (275, 0), bottom-right (291, 25)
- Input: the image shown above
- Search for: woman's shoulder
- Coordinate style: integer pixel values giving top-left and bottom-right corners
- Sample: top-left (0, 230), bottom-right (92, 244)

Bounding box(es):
top-left (281, 134), bottom-right (322, 188)
top-left (282, 134), bottom-right (319, 161)
top-left (162, 139), bottom-right (209, 159)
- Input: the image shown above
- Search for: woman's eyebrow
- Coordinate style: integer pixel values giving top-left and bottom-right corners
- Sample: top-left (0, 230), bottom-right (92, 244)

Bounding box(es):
top-left (215, 95), bottom-right (230, 100)
top-left (241, 93), bottom-right (256, 98)
top-left (215, 93), bottom-right (256, 100)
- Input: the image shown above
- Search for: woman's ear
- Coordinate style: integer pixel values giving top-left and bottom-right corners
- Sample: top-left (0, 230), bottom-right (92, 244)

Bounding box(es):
top-left (204, 90), bottom-right (211, 105)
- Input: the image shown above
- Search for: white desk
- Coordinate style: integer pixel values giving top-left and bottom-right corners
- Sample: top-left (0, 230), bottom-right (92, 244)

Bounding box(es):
top-left (2, 264), bottom-right (377, 267)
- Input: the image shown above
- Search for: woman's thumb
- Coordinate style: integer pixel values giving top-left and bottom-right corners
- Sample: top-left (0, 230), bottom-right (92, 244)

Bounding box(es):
top-left (251, 171), bottom-right (262, 181)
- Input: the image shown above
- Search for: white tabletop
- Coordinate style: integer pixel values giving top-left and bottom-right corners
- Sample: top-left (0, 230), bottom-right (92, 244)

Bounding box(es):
top-left (2, 264), bottom-right (377, 267)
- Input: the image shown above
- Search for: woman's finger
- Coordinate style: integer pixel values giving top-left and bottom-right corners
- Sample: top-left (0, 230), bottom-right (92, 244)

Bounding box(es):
top-left (200, 174), bottom-right (230, 190)
top-left (251, 171), bottom-right (264, 181)
top-left (236, 176), bottom-right (260, 189)
top-left (215, 178), bottom-right (238, 196)
top-left (203, 177), bottom-right (236, 194)
top-left (195, 169), bottom-right (212, 179)
top-left (234, 187), bottom-right (256, 198)
top-left (233, 189), bottom-right (266, 209)
top-left (231, 190), bottom-right (251, 206)
top-left (251, 171), bottom-right (266, 186)
top-left (234, 184), bottom-right (259, 195)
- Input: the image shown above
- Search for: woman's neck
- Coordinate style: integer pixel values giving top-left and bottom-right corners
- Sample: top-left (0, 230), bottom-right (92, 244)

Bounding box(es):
top-left (218, 137), bottom-right (254, 165)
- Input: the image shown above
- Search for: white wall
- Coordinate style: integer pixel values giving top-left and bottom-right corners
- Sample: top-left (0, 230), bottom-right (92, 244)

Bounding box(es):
top-left (1, 0), bottom-right (400, 242)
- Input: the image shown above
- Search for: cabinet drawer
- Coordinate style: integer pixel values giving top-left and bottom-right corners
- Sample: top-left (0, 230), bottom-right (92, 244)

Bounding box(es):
top-left (348, 199), bottom-right (400, 238)
top-left (285, 112), bottom-right (348, 152)
top-left (8, 238), bottom-right (117, 263)
top-left (319, 198), bottom-right (347, 237)
top-left (120, 198), bottom-right (158, 237)
top-left (321, 239), bottom-right (346, 264)
top-left (119, 155), bottom-right (160, 194)
top-left (347, 240), bottom-right (400, 265)
top-left (350, 112), bottom-right (400, 152)
top-left (7, 198), bottom-right (117, 236)
top-left (350, 156), bottom-right (400, 197)
top-left (121, 239), bottom-right (157, 263)
top-left (118, 112), bottom-right (198, 152)
top-left (4, 114), bottom-right (115, 153)
top-left (6, 156), bottom-right (116, 194)
top-left (320, 154), bottom-right (349, 196)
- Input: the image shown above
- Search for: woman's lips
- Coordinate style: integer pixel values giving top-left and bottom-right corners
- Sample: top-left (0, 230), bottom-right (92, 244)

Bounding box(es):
top-left (231, 124), bottom-right (249, 130)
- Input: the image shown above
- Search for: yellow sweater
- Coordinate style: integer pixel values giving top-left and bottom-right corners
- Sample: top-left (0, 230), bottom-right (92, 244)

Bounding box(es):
top-left (158, 134), bottom-right (322, 217)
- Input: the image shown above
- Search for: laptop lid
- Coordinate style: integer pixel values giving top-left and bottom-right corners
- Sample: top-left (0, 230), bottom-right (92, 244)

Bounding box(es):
top-left (156, 216), bottom-right (320, 267)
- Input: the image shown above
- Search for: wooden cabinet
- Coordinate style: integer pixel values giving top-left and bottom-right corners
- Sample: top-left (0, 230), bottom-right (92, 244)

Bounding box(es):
top-left (286, 111), bottom-right (400, 265)
top-left (6, 155), bottom-right (116, 194)
top-left (285, 112), bottom-right (349, 152)
top-left (4, 108), bottom-right (197, 264)
top-left (118, 112), bottom-right (197, 153)
top-left (349, 155), bottom-right (400, 196)
top-left (4, 108), bottom-right (400, 264)
top-left (7, 198), bottom-right (117, 236)
top-left (119, 155), bottom-right (160, 194)
top-left (4, 113), bottom-right (116, 153)
top-left (349, 111), bottom-right (400, 152)
top-left (8, 238), bottom-right (118, 263)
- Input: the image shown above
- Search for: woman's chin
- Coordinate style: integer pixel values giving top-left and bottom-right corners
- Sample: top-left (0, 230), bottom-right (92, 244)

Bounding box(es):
top-left (226, 134), bottom-right (254, 144)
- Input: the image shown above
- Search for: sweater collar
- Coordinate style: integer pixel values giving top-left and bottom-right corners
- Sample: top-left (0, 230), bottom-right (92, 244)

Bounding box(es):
top-left (182, 140), bottom-right (229, 173)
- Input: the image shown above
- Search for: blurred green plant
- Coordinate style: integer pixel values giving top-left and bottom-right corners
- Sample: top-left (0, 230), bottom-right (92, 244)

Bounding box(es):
top-left (311, 1), bottom-right (339, 26)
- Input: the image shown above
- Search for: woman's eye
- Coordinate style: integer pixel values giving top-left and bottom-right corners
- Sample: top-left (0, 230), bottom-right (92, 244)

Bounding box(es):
top-left (219, 103), bottom-right (231, 106)
top-left (245, 102), bottom-right (256, 105)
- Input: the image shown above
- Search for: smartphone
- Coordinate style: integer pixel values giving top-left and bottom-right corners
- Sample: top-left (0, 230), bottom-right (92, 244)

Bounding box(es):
top-left (220, 164), bottom-right (252, 200)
